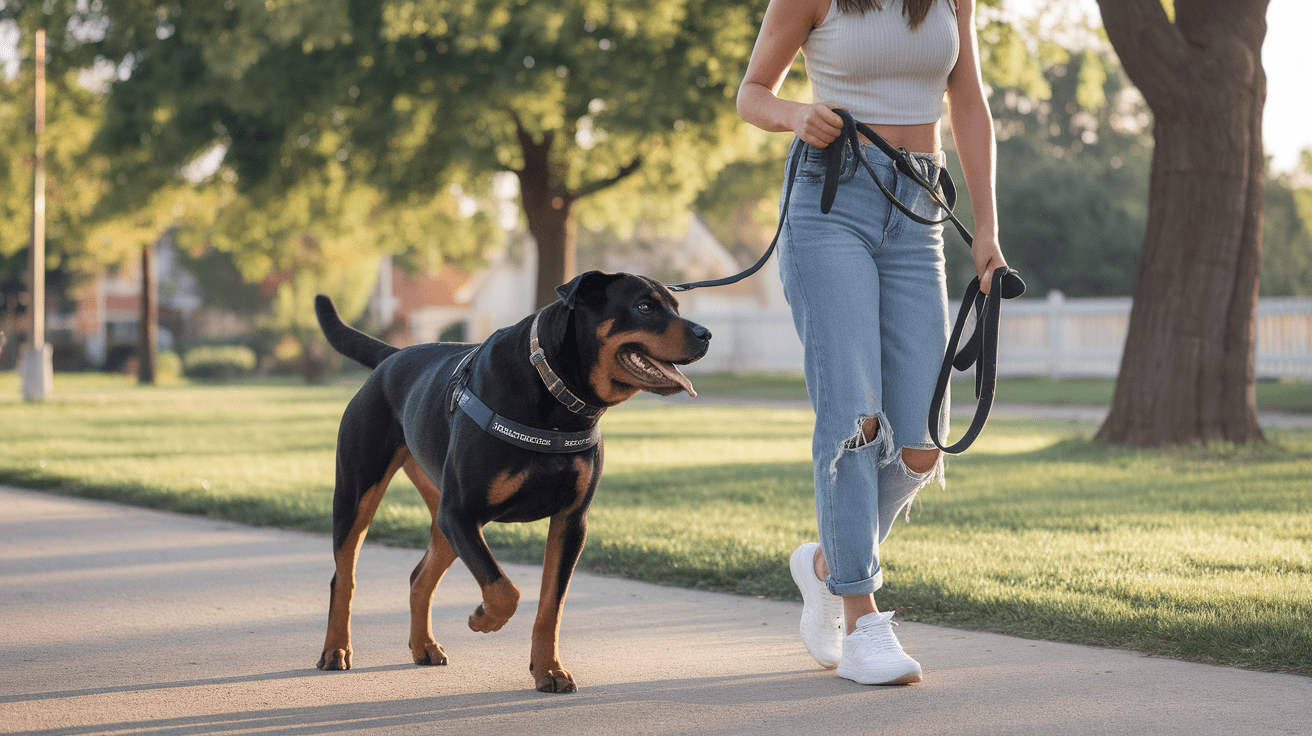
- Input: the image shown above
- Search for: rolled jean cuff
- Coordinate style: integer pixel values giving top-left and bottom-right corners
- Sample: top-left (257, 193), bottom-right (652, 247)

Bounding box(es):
top-left (827, 568), bottom-right (882, 597)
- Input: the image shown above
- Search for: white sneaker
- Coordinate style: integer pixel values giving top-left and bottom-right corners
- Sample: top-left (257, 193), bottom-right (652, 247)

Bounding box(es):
top-left (789, 542), bottom-right (844, 668)
top-left (836, 611), bottom-right (922, 685)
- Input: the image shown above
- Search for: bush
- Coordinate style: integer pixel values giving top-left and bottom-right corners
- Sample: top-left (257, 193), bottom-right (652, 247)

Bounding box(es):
top-left (183, 345), bottom-right (257, 381)
top-left (438, 321), bottom-right (467, 343)
top-left (155, 351), bottom-right (183, 382)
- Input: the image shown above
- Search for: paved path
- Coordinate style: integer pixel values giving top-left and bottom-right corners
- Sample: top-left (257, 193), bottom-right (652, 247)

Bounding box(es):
top-left (2, 486), bottom-right (1308, 736)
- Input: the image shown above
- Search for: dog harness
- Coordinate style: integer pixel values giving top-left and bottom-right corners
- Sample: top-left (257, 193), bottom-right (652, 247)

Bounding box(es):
top-left (449, 314), bottom-right (603, 453)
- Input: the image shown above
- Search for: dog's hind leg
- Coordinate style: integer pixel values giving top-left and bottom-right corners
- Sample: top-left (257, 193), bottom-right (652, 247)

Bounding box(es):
top-left (319, 441), bottom-right (408, 672)
top-left (403, 453), bottom-right (456, 666)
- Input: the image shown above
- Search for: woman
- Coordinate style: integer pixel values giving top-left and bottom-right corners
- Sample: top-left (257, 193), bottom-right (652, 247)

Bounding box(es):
top-left (737, 0), bottom-right (1007, 684)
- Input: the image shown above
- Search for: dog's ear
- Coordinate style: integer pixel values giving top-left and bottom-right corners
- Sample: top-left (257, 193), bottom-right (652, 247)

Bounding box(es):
top-left (555, 271), bottom-right (620, 309)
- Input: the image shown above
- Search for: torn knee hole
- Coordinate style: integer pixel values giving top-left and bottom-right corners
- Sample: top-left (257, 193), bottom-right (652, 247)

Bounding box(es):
top-left (901, 447), bottom-right (941, 474)
top-left (844, 415), bottom-right (882, 450)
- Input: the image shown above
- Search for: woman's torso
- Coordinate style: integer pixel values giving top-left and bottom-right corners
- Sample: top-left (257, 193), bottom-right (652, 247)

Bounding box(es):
top-left (802, 0), bottom-right (959, 152)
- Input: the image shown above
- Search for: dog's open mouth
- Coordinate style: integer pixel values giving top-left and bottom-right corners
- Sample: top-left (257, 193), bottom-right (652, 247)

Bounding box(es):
top-left (619, 351), bottom-right (697, 397)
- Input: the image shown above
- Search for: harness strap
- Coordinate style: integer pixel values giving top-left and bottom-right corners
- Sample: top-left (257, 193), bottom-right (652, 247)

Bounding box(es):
top-left (455, 386), bottom-right (600, 453)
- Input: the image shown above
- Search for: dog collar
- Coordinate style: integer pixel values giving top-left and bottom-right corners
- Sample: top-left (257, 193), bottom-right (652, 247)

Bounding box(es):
top-left (530, 312), bottom-right (606, 420)
top-left (454, 386), bottom-right (600, 453)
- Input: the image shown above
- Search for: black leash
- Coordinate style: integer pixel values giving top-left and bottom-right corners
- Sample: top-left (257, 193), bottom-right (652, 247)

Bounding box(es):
top-left (668, 109), bottom-right (1025, 454)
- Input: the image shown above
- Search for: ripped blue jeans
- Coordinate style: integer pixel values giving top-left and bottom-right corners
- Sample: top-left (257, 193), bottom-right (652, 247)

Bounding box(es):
top-left (778, 137), bottom-right (951, 597)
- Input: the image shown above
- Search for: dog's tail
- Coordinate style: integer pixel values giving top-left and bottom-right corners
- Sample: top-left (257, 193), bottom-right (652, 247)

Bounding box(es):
top-left (314, 295), bottom-right (400, 370)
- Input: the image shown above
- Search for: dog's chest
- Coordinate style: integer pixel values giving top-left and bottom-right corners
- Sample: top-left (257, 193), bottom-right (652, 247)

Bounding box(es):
top-left (485, 452), bottom-right (599, 523)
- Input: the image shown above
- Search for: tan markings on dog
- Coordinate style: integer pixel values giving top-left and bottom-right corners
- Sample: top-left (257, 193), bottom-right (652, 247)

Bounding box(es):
top-left (320, 445), bottom-right (409, 670)
top-left (589, 319), bottom-right (642, 404)
top-left (487, 468), bottom-right (529, 507)
top-left (528, 455), bottom-right (594, 692)
top-left (400, 454), bottom-right (457, 666)
top-left (592, 320), bottom-right (693, 402)
top-left (469, 576), bottom-right (520, 633)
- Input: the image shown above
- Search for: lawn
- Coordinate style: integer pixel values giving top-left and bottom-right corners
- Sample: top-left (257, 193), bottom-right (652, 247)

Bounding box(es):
top-left (1, 372), bottom-right (1309, 676)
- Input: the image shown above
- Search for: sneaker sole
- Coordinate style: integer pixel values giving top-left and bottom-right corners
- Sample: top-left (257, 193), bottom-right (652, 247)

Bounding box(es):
top-left (836, 664), bottom-right (923, 686)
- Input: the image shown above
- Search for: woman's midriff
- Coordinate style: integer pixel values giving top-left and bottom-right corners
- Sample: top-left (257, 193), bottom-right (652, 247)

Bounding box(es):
top-left (858, 120), bottom-right (941, 157)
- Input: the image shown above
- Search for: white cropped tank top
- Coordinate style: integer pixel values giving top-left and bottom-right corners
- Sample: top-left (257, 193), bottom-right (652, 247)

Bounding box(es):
top-left (801, 0), bottom-right (959, 125)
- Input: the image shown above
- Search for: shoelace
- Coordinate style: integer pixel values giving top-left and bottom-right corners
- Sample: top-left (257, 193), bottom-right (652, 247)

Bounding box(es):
top-left (849, 618), bottom-right (904, 654)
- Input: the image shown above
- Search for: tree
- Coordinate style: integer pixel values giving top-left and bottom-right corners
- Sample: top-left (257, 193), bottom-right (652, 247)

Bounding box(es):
top-left (56, 0), bottom-right (760, 309)
top-left (0, 21), bottom-right (111, 351)
top-left (1094, 0), bottom-right (1270, 447)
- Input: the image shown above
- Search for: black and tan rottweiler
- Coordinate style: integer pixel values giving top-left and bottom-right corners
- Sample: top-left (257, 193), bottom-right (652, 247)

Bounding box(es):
top-left (313, 271), bottom-right (710, 692)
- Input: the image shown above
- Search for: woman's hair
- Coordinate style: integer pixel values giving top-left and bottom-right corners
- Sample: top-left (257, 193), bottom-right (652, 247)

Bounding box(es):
top-left (837, 0), bottom-right (942, 29)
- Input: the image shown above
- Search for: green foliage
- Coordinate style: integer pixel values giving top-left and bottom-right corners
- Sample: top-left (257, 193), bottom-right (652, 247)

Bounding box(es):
top-left (0, 45), bottom-right (114, 287)
top-left (182, 344), bottom-right (257, 380)
top-left (155, 349), bottom-right (182, 381)
top-left (968, 43), bottom-right (1153, 297)
top-left (1260, 154), bottom-right (1312, 296)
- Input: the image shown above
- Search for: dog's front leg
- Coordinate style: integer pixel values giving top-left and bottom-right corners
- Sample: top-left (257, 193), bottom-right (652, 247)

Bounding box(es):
top-left (530, 507), bottom-right (589, 693)
top-left (437, 508), bottom-right (521, 633)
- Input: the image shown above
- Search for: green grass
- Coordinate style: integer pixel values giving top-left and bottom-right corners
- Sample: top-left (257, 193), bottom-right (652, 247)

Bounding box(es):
top-left (1, 372), bottom-right (1309, 676)
top-left (695, 372), bottom-right (1312, 413)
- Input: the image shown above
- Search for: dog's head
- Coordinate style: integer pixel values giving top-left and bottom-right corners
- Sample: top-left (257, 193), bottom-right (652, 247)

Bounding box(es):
top-left (554, 270), bottom-right (711, 404)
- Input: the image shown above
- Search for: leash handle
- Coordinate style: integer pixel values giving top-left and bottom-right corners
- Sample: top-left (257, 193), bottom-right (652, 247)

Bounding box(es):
top-left (928, 266), bottom-right (1025, 454)
top-left (828, 110), bottom-right (972, 246)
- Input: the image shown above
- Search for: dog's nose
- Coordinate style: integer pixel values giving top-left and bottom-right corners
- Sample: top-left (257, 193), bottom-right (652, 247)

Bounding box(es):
top-left (693, 324), bottom-right (712, 342)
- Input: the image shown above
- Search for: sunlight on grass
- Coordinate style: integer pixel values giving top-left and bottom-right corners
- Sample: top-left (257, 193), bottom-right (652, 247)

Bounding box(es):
top-left (1, 373), bottom-right (1308, 674)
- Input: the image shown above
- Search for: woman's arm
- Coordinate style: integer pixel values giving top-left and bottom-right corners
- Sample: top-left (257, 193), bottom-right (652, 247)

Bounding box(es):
top-left (737, 0), bottom-right (844, 148)
top-left (946, 0), bottom-right (1008, 293)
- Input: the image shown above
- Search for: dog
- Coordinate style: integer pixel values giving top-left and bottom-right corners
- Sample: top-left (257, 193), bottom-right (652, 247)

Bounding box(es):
top-left (313, 270), bottom-right (711, 692)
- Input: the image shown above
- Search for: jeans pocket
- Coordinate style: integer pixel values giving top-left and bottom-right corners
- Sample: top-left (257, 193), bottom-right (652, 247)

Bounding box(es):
top-left (792, 141), bottom-right (857, 184)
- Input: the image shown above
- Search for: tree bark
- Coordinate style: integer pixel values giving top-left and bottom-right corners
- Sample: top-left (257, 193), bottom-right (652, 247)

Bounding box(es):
top-left (515, 127), bottom-right (577, 310)
top-left (513, 121), bottom-right (643, 310)
top-left (1094, 0), bottom-right (1269, 446)
top-left (137, 243), bottom-right (157, 385)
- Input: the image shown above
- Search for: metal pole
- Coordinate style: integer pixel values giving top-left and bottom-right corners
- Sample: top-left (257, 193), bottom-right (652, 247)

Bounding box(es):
top-left (21, 28), bottom-right (53, 400)
top-left (32, 29), bottom-right (45, 349)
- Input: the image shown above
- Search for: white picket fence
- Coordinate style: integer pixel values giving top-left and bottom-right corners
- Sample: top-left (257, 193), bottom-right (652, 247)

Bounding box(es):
top-left (683, 292), bottom-right (1312, 381)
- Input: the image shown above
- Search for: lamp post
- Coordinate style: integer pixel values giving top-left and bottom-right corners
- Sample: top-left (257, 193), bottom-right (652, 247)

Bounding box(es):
top-left (20, 28), bottom-right (53, 401)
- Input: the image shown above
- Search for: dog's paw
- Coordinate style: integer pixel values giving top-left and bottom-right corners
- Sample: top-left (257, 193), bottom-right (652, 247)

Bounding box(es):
top-left (531, 664), bottom-right (577, 694)
top-left (317, 648), bottom-right (352, 671)
top-left (412, 641), bottom-right (449, 666)
top-left (468, 602), bottom-right (514, 633)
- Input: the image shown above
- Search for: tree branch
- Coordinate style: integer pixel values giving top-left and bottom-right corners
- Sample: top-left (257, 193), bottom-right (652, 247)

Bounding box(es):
top-left (1095, 0), bottom-right (1192, 110)
top-left (567, 155), bottom-right (644, 200)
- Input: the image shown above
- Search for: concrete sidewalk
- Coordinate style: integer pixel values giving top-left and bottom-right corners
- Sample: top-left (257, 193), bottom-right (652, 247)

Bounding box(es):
top-left (2, 486), bottom-right (1307, 736)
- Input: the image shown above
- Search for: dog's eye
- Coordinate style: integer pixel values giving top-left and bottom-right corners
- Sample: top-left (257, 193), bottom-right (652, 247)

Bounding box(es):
top-left (636, 302), bottom-right (654, 314)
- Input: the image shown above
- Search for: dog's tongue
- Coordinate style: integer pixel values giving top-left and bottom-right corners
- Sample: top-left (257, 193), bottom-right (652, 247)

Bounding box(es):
top-left (650, 357), bottom-right (697, 397)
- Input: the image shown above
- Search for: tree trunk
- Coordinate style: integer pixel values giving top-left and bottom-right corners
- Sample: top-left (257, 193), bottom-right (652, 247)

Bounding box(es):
top-left (513, 121), bottom-right (643, 310)
top-left (515, 128), bottom-right (577, 310)
top-left (137, 242), bottom-right (157, 385)
top-left (1094, 0), bottom-right (1269, 446)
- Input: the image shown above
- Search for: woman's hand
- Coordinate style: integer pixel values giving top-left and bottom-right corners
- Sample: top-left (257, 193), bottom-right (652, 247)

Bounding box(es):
top-left (791, 102), bottom-right (845, 148)
top-left (970, 231), bottom-right (1007, 295)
